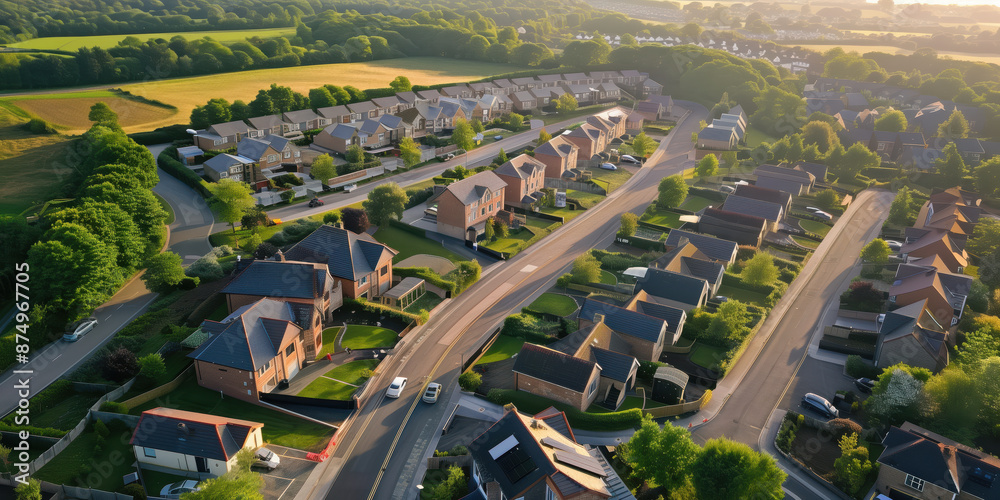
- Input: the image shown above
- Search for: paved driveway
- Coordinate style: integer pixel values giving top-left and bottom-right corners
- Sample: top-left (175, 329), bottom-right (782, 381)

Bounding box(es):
top-left (259, 445), bottom-right (318, 500)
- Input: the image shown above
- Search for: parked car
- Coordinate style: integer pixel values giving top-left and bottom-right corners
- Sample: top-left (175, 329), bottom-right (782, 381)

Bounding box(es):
top-left (801, 393), bottom-right (839, 418)
top-left (854, 378), bottom-right (875, 394)
top-left (494, 135), bottom-right (503, 141)
top-left (308, 197), bottom-right (324, 208)
top-left (599, 163), bottom-right (618, 170)
top-left (713, 295), bottom-right (729, 303)
top-left (719, 185), bottom-right (735, 194)
top-left (621, 154), bottom-right (640, 164)
top-left (386, 377), bottom-right (407, 398)
top-left (422, 382), bottom-right (442, 403)
top-left (63, 317), bottom-right (98, 342)
top-left (813, 211), bottom-right (833, 221)
top-left (254, 447), bottom-right (281, 470)
top-left (886, 240), bottom-right (902, 251)
top-left (805, 206), bottom-right (821, 213)
top-left (160, 480), bottom-right (200, 498)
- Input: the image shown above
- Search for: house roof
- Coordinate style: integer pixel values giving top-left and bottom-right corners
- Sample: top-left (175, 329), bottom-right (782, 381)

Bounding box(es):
top-left (702, 207), bottom-right (767, 231)
top-left (248, 114), bottom-right (286, 130)
top-left (436, 171), bottom-right (507, 206)
top-left (792, 161), bottom-right (828, 181)
top-left (879, 423), bottom-right (1000, 499)
top-left (284, 224), bottom-right (397, 281)
top-left (697, 127), bottom-right (737, 143)
top-left (317, 105), bottom-right (349, 119)
top-left (734, 183), bottom-right (791, 207)
top-left (511, 77), bottom-right (538, 86)
top-left (722, 195), bottom-right (783, 222)
top-left (130, 408), bottom-right (263, 462)
top-left (664, 229), bottom-right (738, 263)
top-left (263, 134), bottom-right (291, 152)
top-left (636, 101), bottom-right (663, 114)
top-left (371, 96), bottom-right (403, 108)
top-left (880, 300), bottom-right (949, 368)
top-left (495, 154), bottom-right (545, 180)
top-left (512, 343), bottom-right (595, 393)
top-left (384, 277), bottom-right (424, 300)
top-left (589, 347), bottom-right (637, 383)
top-left (754, 164), bottom-right (814, 184)
top-left (634, 268), bottom-right (708, 308)
top-left (535, 136), bottom-right (578, 158)
top-left (633, 301), bottom-right (685, 334)
top-left (512, 91), bottom-right (535, 103)
top-left (209, 120), bottom-right (254, 137)
top-left (223, 260), bottom-right (329, 299)
top-left (203, 153), bottom-right (255, 174)
top-left (323, 123), bottom-right (357, 140)
top-left (647, 94), bottom-right (673, 107)
top-left (346, 101), bottom-right (377, 114)
top-left (395, 91), bottom-right (418, 103)
top-left (579, 299), bottom-right (666, 343)
top-left (177, 146), bottom-right (203, 157)
top-left (236, 137), bottom-right (274, 161)
top-left (417, 89), bottom-right (442, 100)
top-left (283, 108), bottom-right (320, 123)
top-left (188, 298), bottom-right (307, 371)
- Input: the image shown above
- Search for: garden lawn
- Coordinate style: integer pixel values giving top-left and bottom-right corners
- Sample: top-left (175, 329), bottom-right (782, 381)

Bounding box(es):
top-left (476, 336), bottom-right (526, 365)
top-left (527, 293), bottom-right (578, 316)
top-left (588, 396), bottom-right (665, 413)
top-left (488, 390), bottom-right (638, 431)
top-left (745, 125), bottom-right (778, 148)
top-left (680, 195), bottom-right (716, 212)
top-left (341, 325), bottom-right (399, 349)
top-left (690, 343), bottom-right (728, 371)
top-left (404, 293), bottom-right (443, 313)
top-left (297, 378), bottom-right (358, 400)
top-left (566, 189), bottom-right (605, 209)
top-left (316, 326), bottom-right (343, 359)
top-left (799, 219), bottom-right (832, 237)
top-left (35, 427), bottom-right (134, 491)
top-left (483, 227), bottom-right (535, 254)
top-left (640, 210), bottom-right (682, 229)
top-left (31, 392), bottom-right (103, 430)
top-left (130, 378), bottom-right (335, 452)
top-left (373, 224), bottom-right (464, 264)
top-left (598, 270), bottom-right (617, 285)
top-left (588, 166), bottom-right (633, 192)
top-left (540, 206), bottom-right (583, 222)
top-left (716, 284), bottom-right (768, 306)
top-left (323, 359), bottom-right (380, 385)
top-left (791, 235), bottom-right (819, 249)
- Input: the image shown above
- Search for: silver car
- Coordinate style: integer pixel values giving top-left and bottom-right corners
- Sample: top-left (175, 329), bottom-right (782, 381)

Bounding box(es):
top-left (255, 447), bottom-right (281, 470)
top-left (63, 317), bottom-right (98, 342)
top-left (160, 480), bottom-right (200, 499)
top-left (422, 383), bottom-right (442, 403)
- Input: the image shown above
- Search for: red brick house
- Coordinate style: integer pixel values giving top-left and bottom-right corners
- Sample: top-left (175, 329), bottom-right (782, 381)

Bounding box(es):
top-left (427, 171), bottom-right (507, 241)
top-left (533, 136), bottom-right (579, 178)
top-left (284, 225), bottom-right (397, 299)
top-left (493, 154), bottom-right (546, 209)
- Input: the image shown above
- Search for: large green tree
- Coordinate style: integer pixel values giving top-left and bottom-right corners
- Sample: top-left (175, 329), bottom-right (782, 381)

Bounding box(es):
top-left (888, 187), bottom-right (915, 226)
top-left (833, 433), bottom-right (874, 496)
top-left (389, 75), bottom-right (412, 92)
top-left (800, 120), bottom-right (839, 154)
top-left (742, 252), bottom-right (778, 286)
top-left (190, 98), bottom-right (232, 129)
top-left (861, 239), bottom-right (891, 264)
top-left (691, 438), bottom-right (786, 500)
top-left (841, 143), bottom-right (880, 178)
top-left (50, 201), bottom-right (143, 269)
top-left (570, 253), bottom-right (601, 284)
top-left (695, 154), bottom-right (719, 179)
top-left (938, 109), bottom-right (970, 139)
top-left (398, 136), bottom-right (421, 167)
top-left (704, 300), bottom-right (752, 349)
top-left (937, 142), bottom-right (968, 186)
top-left (88, 102), bottom-right (119, 128)
top-left (310, 154), bottom-right (337, 184)
top-left (968, 218), bottom-right (1000, 258)
top-left (657, 175), bottom-right (688, 209)
top-left (28, 222), bottom-right (123, 315)
top-left (208, 179), bottom-right (255, 248)
top-left (452, 118), bottom-right (475, 153)
top-left (875, 109), bottom-right (908, 132)
top-left (363, 182), bottom-right (408, 225)
top-left (620, 415), bottom-right (701, 491)
top-left (976, 157), bottom-right (1000, 198)
top-left (555, 93), bottom-right (578, 114)
top-left (561, 40), bottom-right (610, 67)
top-left (631, 132), bottom-right (656, 159)
top-left (141, 252), bottom-right (187, 293)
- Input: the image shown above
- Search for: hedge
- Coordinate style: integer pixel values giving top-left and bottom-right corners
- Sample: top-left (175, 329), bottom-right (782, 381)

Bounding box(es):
top-left (405, 187), bottom-right (434, 209)
top-left (0, 421), bottom-right (67, 438)
top-left (394, 267), bottom-right (457, 297)
top-left (590, 249), bottom-right (648, 271)
top-left (615, 235), bottom-right (662, 251)
top-left (387, 218), bottom-right (427, 237)
top-left (129, 124), bottom-right (190, 145)
top-left (157, 146), bottom-right (212, 198)
top-left (344, 297), bottom-right (422, 325)
top-left (819, 336), bottom-right (876, 358)
top-left (486, 389), bottom-right (643, 431)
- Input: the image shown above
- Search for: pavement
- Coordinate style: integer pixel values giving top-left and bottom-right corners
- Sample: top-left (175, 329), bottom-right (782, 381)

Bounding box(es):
top-left (148, 143), bottom-right (216, 266)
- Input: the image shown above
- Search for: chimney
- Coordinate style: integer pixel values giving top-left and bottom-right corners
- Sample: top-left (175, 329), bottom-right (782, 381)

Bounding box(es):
top-left (274, 249), bottom-right (285, 262)
top-left (594, 313), bottom-right (605, 325)
top-left (177, 422), bottom-right (190, 436)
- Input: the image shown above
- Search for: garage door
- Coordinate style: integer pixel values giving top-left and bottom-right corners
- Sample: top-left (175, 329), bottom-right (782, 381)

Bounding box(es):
top-left (285, 359), bottom-right (300, 379)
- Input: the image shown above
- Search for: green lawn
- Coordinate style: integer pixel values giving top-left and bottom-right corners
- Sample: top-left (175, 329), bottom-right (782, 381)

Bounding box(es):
top-left (588, 166), bottom-right (634, 193)
top-left (476, 336), bottom-right (527, 365)
top-left (641, 210), bottom-right (683, 229)
top-left (297, 378), bottom-right (358, 400)
top-left (316, 326), bottom-right (343, 359)
top-left (482, 227), bottom-right (535, 254)
top-left (690, 343), bottom-right (728, 371)
top-left (799, 219), bottom-right (832, 237)
top-left (489, 390), bottom-right (639, 431)
top-left (341, 325), bottom-right (399, 349)
top-left (404, 293), bottom-right (443, 313)
top-left (130, 378), bottom-right (335, 452)
top-left (35, 428), bottom-right (134, 491)
top-left (322, 359), bottom-right (380, 385)
top-left (206, 300), bottom-right (230, 321)
top-left (565, 189), bottom-right (605, 209)
top-left (745, 125), bottom-right (778, 148)
top-left (540, 206), bottom-right (584, 222)
top-left (680, 195), bottom-right (717, 213)
top-left (373, 225), bottom-right (464, 264)
top-left (791, 235), bottom-right (819, 249)
top-left (527, 293), bottom-right (578, 316)
top-left (598, 270), bottom-right (617, 285)
top-left (31, 392), bottom-right (103, 430)
top-left (588, 395), bottom-right (665, 413)
top-left (716, 284), bottom-right (768, 306)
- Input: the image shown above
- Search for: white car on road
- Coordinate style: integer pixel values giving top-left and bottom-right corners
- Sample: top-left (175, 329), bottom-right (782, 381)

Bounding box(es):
top-left (386, 377), bottom-right (407, 398)
top-left (63, 318), bottom-right (98, 342)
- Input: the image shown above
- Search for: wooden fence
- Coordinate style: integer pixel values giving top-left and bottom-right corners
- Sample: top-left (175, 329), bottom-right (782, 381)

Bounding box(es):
top-left (122, 365), bottom-right (194, 409)
top-left (641, 389), bottom-right (712, 418)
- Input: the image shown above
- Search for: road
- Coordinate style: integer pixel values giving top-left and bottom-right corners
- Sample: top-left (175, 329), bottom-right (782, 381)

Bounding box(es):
top-left (288, 102), bottom-right (704, 500)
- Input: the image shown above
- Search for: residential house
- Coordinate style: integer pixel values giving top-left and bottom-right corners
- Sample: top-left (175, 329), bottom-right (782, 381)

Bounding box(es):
top-left (754, 164), bottom-right (815, 195)
top-left (530, 88), bottom-right (556, 108)
top-left (435, 98), bottom-right (469, 127)
top-left (511, 343), bottom-right (604, 411)
top-left (664, 229), bottom-right (738, 267)
top-left (589, 70), bottom-right (624, 85)
top-left (951, 138), bottom-right (986, 166)
top-left (900, 229), bottom-right (970, 274)
top-left (627, 298), bottom-right (687, 346)
top-left (371, 96), bottom-right (404, 116)
top-left (416, 89), bottom-right (443, 104)
top-left (494, 154), bottom-right (547, 209)
top-left (619, 69), bottom-right (644, 88)
top-left (697, 127), bottom-right (738, 151)
top-left (439, 97), bottom-right (486, 124)
top-left (536, 74), bottom-right (564, 88)
top-left (633, 268), bottom-right (710, 311)
top-left (640, 78), bottom-right (663, 97)
top-left (202, 153), bottom-right (259, 185)
top-left (346, 101), bottom-right (379, 120)
top-left (564, 123), bottom-right (606, 161)
top-left (889, 260), bottom-right (972, 329)
top-left (874, 422), bottom-right (1000, 500)
top-left (395, 91), bottom-right (418, 108)
top-left (875, 300), bottom-right (950, 372)
top-left (312, 123), bottom-right (359, 154)
top-left (491, 79), bottom-right (517, 95)
top-left (247, 115), bottom-right (288, 137)
top-left (284, 225), bottom-right (398, 299)
top-left (237, 135), bottom-right (301, 170)
top-left (871, 131), bottom-right (903, 160)
top-left (708, 118), bottom-right (745, 143)
top-left (698, 207), bottom-right (768, 247)
top-left (469, 81), bottom-right (499, 97)
top-left (511, 91), bottom-right (538, 112)
top-left (194, 120), bottom-right (260, 150)
top-left (317, 105), bottom-right (351, 125)
top-left (130, 408), bottom-right (264, 478)
top-left (588, 115), bottom-right (625, 141)
top-left (650, 242), bottom-right (726, 295)
top-left (734, 184), bottom-right (792, 215)
top-left (840, 128), bottom-right (875, 149)
top-left (578, 300), bottom-right (668, 360)
top-left (792, 161), bottom-right (829, 183)
top-left (562, 84), bottom-right (596, 105)
top-left (636, 100), bottom-right (664, 121)
top-left (534, 136), bottom-right (580, 178)
top-left (841, 92), bottom-right (869, 111)
top-left (511, 77), bottom-right (539, 91)
top-left (282, 109), bottom-right (323, 132)
top-left (596, 82), bottom-right (622, 102)
top-left (188, 298), bottom-right (313, 401)
top-left (469, 407), bottom-right (624, 500)
top-left (176, 146), bottom-right (203, 166)
top-left (727, 103), bottom-right (746, 124)
top-left (427, 171), bottom-right (507, 241)
top-left (625, 113), bottom-right (644, 133)
top-left (806, 97), bottom-right (846, 116)
top-left (562, 73), bottom-right (592, 85)
top-left (441, 84), bottom-right (474, 99)
top-left (722, 195), bottom-right (783, 232)
top-left (899, 146), bottom-right (945, 171)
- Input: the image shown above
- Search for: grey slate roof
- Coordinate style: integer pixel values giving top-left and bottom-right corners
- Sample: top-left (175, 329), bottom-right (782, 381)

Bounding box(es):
top-left (754, 164), bottom-right (814, 184)
top-left (512, 343), bottom-right (595, 393)
top-left (879, 424), bottom-right (1000, 500)
top-left (248, 114), bottom-right (286, 130)
top-left (495, 155), bottom-right (545, 180)
top-left (468, 410), bottom-right (555, 497)
top-left (237, 137), bottom-right (272, 161)
top-left (324, 123), bottom-right (357, 140)
top-left (223, 260), bottom-right (327, 299)
top-left (209, 120), bottom-right (254, 137)
top-left (438, 171), bottom-right (507, 205)
top-left (590, 347), bottom-right (636, 383)
top-left (283, 108), bottom-right (319, 123)
top-left (346, 101), bottom-right (377, 114)
top-left (203, 153), bottom-right (254, 175)
top-left (130, 408), bottom-right (262, 462)
top-left (284, 225), bottom-right (397, 281)
top-left (578, 299), bottom-right (666, 343)
top-left (317, 105), bottom-right (349, 120)
top-left (698, 127), bottom-right (737, 142)
top-left (734, 183), bottom-right (791, 207)
top-left (633, 301), bottom-right (685, 334)
top-left (634, 268), bottom-right (708, 308)
top-left (679, 257), bottom-right (725, 286)
top-left (372, 96), bottom-right (403, 108)
top-left (535, 136), bottom-right (577, 158)
top-left (664, 229), bottom-right (738, 263)
top-left (722, 195), bottom-right (783, 222)
top-left (188, 298), bottom-right (305, 371)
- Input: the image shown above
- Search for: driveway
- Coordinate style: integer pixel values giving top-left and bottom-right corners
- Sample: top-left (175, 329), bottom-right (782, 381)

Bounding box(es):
top-left (149, 143), bottom-right (216, 265)
top-left (258, 445), bottom-right (319, 500)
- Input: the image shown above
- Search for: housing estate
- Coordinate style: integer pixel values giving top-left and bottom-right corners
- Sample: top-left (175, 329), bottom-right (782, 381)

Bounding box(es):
top-left (283, 225), bottom-right (398, 299)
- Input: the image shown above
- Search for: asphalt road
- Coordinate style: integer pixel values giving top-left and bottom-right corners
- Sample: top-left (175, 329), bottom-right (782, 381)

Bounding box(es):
top-left (291, 102), bottom-right (705, 500)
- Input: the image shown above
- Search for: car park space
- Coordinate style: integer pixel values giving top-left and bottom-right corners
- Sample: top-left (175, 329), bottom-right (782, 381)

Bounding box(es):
top-left (258, 444), bottom-right (319, 500)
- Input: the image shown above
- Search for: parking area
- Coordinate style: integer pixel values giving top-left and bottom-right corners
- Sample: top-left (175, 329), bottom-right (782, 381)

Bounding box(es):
top-left (259, 444), bottom-right (319, 500)
top-left (780, 356), bottom-right (860, 420)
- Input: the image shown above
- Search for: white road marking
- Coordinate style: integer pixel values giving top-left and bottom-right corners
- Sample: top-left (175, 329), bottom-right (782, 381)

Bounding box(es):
top-left (520, 265), bottom-right (537, 272)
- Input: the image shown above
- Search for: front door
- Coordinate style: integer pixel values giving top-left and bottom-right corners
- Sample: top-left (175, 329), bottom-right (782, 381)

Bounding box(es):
top-left (195, 456), bottom-right (209, 473)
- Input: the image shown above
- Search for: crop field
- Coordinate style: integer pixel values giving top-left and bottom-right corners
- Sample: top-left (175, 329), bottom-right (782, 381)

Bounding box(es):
top-left (6, 91), bottom-right (178, 133)
top-left (9, 27), bottom-right (297, 51)
top-left (0, 103), bottom-right (73, 214)
top-left (787, 44), bottom-right (1000, 66)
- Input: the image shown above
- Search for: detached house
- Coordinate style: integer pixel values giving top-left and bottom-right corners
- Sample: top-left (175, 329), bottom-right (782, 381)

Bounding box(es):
top-left (284, 225), bottom-right (397, 299)
top-left (494, 154), bottom-right (546, 210)
top-left (427, 171), bottom-right (507, 241)
top-left (565, 123), bottom-right (606, 160)
top-left (650, 242), bottom-right (726, 295)
top-left (698, 207), bottom-right (768, 247)
top-left (721, 195), bottom-right (784, 232)
top-left (875, 300), bottom-right (950, 372)
top-left (734, 184), bottom-right (791, 215)
top-left (194, 120), bottom-right (260, 150)
top-left (900, 229), bottom-right (969, 274)
top-left (889, 259), bottom-right (972, 328)
top-left (247, 115), bottom-right (288, 137)
top-left (236, 135), bottom-right (300, 170)
top-left (664, 229), bottom-right (739, 267)
top-left (633, 268), bottom-right (710, 311)
top-left (534, 136), bottom-right (580, 178)
top-left (511, 91), bottom-right (537, 112)
top-left (697, 127), bottom-right (738, 152)
top-left (203, 153), bottom-right (262, 187)
top-left (282, 109), bottom-right (323, 132)
top-left (754, 164), bottom-right (815, 195)
top-left (578, 300), bottom-right (669, 359)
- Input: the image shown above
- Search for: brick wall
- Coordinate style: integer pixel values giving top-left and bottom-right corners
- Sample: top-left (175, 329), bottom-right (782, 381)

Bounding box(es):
top-left (514, 368), bottom-right (600, 412)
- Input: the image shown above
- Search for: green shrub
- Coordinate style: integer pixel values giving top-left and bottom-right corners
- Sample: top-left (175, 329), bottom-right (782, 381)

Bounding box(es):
top-left (157, 146), bottom-right (211, 198)
top-left (500, 313), bottom-right (558, 344)
top-left (344, 297), bottom-right (421, 325)
top-left (590, 249), bottom-right (646, 271)
top-left (459, 371), bottom-right (482, 392)
top-left (120, 482), bottom-right (148, 499)
top-left (638, 361), bottom-right (670, 383)
top-left (93, 419), bottom-right (110, 439)
top-left (776, 413), bottom-right (800, 452)
top-left (100, 401), bottom-right (130, 414)
top-left (25, 118), bottom-right (57, 134)
top-left (845, 355), bottom-right (882, 379)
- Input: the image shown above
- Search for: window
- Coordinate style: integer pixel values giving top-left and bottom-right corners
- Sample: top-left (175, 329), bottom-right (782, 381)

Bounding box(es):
top-left (481, 208), bottom-right (486, 216)
top-left (378, 133), bottom-right (385, 142)
top-left (877, 143), bottom-right (885, 151)
top-left (284, 151), bottom-right (291, 158)
top-left (360, 276), bottom-right (368, 285)
top-left (380, 266), bottom-right (388, 276)
top-left (285, 344), bottom-right (295, 356)
top-left (588, 378), bottom-right (598, 395)
top-left (904, 474), bottom-right (924, 492)
top-left (268, 154), bottom-right (278, 163)
top-left (220, 172), bottom-right (228, 178)
top-left (258, 360), bottom-right (270, 376)
top-left (143, 448), bottom-right (156, 458)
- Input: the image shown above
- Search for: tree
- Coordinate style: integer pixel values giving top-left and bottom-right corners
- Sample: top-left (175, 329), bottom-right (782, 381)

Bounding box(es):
top-left (570, 253), bottom-right (601, 284)
top-left (974, 357), bottom-right (1000, 435)
top-left (980, 248), bottom-right (1000, 290)
top-left (309, 87), bottom-right (336, 109)
top-left (322, 210), bottom-right (341, 226)
top-left (561, 40), bottom-right (610, 67)
top-left (861, 239), bottom-right (891, 264)
top-left (484, 217), bottom-right (496, 241)
top-left (15, 478), bottom-right (41, 500)
top-left (471, 119), bottom-right (485, 134)
top-left (497, 149), bottom-right (509, 164)
top-left (937, 142), bottom-right (968, 186)
top-left (389, 75), bottom-right (412, 92)
top-left (398, 137), bottom-right (421, 168)
top-left (248, 89), bottom-right (275, 117)
top-left (452, 118), bottom-right (475, 153)
top-left (721, 150), bottom-right (738, 170)
top-left (538, 129), bottom-right (552, 144)
top-left (510, 43), bottom-right (553, 66)
top-left (924, 366), bottom-right (980, 441)
top-left (341, 208), bottom-right (370, 234)
top-left (841, 143), bottom-right (880, 178)
top-left (695, 154), bottom-right (719, 179)
top-left (691, 438), bottom-right (785, 500)
top-left (704, 300), bottom-right (752, 349)
top-left (976, 158), bottom-right (1000, 198)
top-left (555, 93), bottom-right (578, 114)
top-left (631, 132), bottom-right (656, 159)
top-left (430, 465), bottom-right (467, 500)
top-left (865, 367), bottom-right (925, 427)
top-left (620, 415), bottom-right (701, 490)
top-left (138, 352), bottom-right (166, 382)
top-left (141, 252), bottom-right (186, 293)
top-left (493, 218), bottom-right (508, 238)
top-left (363, 183), bottom-right (408, 226)
top-left (833, 433), bottom-right (873, 496)
top-left (103, 347), bottom-right (139, 383)
top-left (28, 222), bottom-right (123, 314)
top-left (938, 108), bottom-right (970, 139)
top-left (240, 205), bottom-right (269, 233)
top-left (618, 212), bottom-right (638, 237)
top-left (815, 189), bottom-right (840, 210)
top-left (310, 154), bottom-right (337, 184)
top-left (742, 252), bottom-right (779, 286)
top-left (657, 175), bottom-right (688, 209)
top-left (181, 467), bottom-right (263, 500)
top-left (88, 102), bottom-right (119, 128)
top-left (800, 121), bottom-right (839, 154)
top-left (345, 144), bottom-right (365, 164)
top-left (969, 219), bottom-right (1000, 257)
top-left (875, 109), bottom-right (908, 132)
top-left (888, 187), bottom-right (914, 226)
top-left (208, 179), bottom-right (255, 248)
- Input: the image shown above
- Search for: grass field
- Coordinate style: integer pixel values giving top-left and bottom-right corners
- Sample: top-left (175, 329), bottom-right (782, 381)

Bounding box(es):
top-left (527, 293), bottom-right (578, 316)
top-left (0, 102), bottom-right (76, 215)
top-left (10, 95), bottom-right (178, 133)
top-left (566, 189), bottom-right (605, 209)
top-left (539, 206), bottom-right (584, 222)
top-left (373, 224), bottom-right (464, 264)
top-left (117, 57), bottom-right (523, 131)
top-left (403, 292), bottom-right (442, 313)
top-left (588, 166), bottom-right (634, 193)
top-left (323, 359), bottom-right (380, 386)
top-left (316, 327), bottom-right (343, 360)
top-left (641, 209), bottom-right (683, 229)
top-left (11, 27), bottom-right (297, 51)
top-left (598, 270), bottom-right (617, 285)
top-left (690, 343), bottom-right (727, 371)
top-left (791, 235), bottom-right (819, 249)
top-left (483, 226), bottom-right (535, 254)
top-left (35, 427), bottom-right (134, 491)
top-left (31, 392), bottom-right (103, 430)
top-left (745, 125), bottom-right (779, 148)
top-left (799, 219), bottom-right (832, 237)
top-left (475, 336), bottom-right (526, 365)
top-left (716, 284), bottom-right (768, 306)
top-left (680, 195), bottom-right (716, 212)
top-left (341, 325), bottom-right (398, 349)
top-left (785, 43), bottom-right (1000, 66)
top-left (297, 377), bottom-right (358, 400)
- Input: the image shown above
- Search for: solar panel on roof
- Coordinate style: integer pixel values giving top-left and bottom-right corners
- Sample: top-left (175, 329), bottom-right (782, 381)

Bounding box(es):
top-left (495, 446), bottom-right (537, 484)
top-left (540, 436), bottom-right (573, 452)
top-left (553, 451), bottom-right (607, 477)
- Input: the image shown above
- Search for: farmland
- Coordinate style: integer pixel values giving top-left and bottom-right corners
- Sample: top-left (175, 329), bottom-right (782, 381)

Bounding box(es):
top-left (8, 27), bottom-right (297, 51)
top-left (785, 43), bottom-right (1000, 66)
top-left (0, 103), bottom-right (73, 215)
top-left (5, 90), bottom-right (178, 133)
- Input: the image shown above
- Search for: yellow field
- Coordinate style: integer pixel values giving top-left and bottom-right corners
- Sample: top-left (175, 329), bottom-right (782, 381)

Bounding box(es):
top-left (115, 57), bottom-right (523, 130)
top-left (10, 96), bottom-right (178, 132)
top-left (786, 43), bottom-right (1000, 66)
top-left (9, 27), bottom-right (296, 51)
top-left (0, 104), bottom-right (73, 214)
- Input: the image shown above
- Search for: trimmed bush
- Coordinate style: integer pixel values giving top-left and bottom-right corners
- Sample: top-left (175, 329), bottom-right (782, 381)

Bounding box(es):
top-left (26, 118), bottom-right (57, 134)
top-left (344, 297), bottom-right (421, 325)
top-left (845, 354), bottom-right (882, 379)
top-left (120, 483), bottom-right (148, 499)
top-left (157, 146), bottom-right (212, 198)
top-left (100, 401), bottom-right (130, 414)
top-left (459, 371), bottom-right (482, 392)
